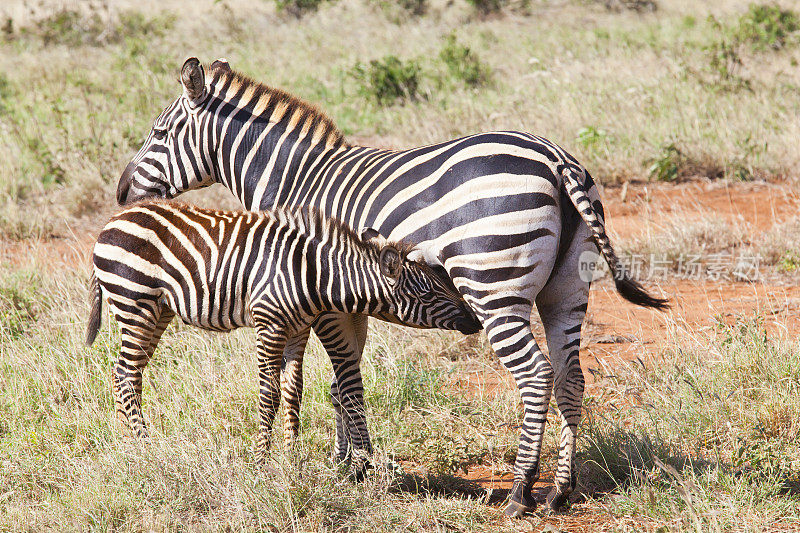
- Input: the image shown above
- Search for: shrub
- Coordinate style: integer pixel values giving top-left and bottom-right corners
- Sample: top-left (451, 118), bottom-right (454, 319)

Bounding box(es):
top-left (576, 126), bottom-right (609, 149)
top-left (465, 0), bottom-right (508, 16)
top-left (600, 0), bottom-right (658, 12)
top-left (438, 34), bottom-right (491, 87)
top-left (275, 0), bottom-right (335, 17)
top-left (373, 0), bottom-right (427, 17)
top-left (735, 3), bottom-right (799, 50)
top-left (35, 9), bottom-right (106, 47)
top-left (647, 143), bottom-right (683, 182)
top-left (351, 55), bottom-right (422, 106)
top-left (705, 34), bottom-right (749, 90)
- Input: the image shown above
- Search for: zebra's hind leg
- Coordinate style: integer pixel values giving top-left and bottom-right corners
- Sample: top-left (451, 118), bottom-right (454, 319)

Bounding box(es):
top-left (111, 301), bottom-right (171, 438)
top-left (536, 226), bottom-right (593, 511)
top-left (281, 328), bottom-right (311, 449)
top-left (253, 322), bottom-right (286, 464)
top-left (484, 309), bottom-right (554, 518)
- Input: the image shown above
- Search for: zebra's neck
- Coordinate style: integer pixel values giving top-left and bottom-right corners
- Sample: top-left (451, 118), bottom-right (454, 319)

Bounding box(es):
top-left (286, 208), bottom-right (390, 316)
top-left (204, 68), bottom-right (353, 212)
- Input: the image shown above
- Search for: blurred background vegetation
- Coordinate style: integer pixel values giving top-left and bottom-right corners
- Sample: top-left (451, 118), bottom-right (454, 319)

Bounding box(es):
top-left (0, 0), bottom-right (798, 238)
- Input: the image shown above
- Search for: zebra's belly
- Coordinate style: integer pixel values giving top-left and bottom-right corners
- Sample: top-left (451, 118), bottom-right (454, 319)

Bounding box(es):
top-left (162, 286), bottom-right (253, 332)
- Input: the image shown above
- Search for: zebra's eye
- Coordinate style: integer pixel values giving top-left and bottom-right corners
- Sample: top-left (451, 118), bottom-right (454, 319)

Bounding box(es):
top-left (152, 128), bottom-right (168, 141)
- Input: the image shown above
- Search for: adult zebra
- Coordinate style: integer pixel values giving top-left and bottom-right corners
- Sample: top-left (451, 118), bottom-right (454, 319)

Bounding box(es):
top-left (87, 200), bottom-right (481, 463)
top-left (116, 58), bottom-right (668, 516)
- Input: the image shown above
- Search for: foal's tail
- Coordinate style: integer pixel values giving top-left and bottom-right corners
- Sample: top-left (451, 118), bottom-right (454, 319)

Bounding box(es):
top-left (560, 164), bottom-right (669, 310)
top-left (86, 273), bottom-right (103, 346)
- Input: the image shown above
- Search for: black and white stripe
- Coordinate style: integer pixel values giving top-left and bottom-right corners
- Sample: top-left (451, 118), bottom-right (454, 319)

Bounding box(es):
top-left (87, 201), bottom-right (481, 465)
top-left (116, 58), bottom-right (668, 515)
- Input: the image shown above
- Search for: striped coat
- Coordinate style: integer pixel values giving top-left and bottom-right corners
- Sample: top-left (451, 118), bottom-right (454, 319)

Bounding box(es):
top-left (87, 200), bottom-right (480, 462)
top-left (115, 58), bottom-right (667, 515)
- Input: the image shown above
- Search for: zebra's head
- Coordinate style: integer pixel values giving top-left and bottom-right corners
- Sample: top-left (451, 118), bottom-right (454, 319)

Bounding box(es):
top-left (364, 230), bottom-right (481, 335)
top-left (117, 57), bottom-right (218, 205)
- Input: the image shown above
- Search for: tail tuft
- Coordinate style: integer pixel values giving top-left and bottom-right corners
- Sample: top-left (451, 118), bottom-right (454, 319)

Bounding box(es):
top-left (614, 275), bottom-right (670, 310)
top-left (86, 274), bottom-right (103, 346)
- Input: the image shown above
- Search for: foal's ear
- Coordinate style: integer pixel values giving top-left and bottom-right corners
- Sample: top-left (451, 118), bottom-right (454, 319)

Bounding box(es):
top-left (379, 245), bottom-right (403, 280)
top-left (181, 57), bottom-right (207, 107)
top-left (361, 227), bottom-right (391, 248)
top-left (360, 227), bottom-right (381, 241)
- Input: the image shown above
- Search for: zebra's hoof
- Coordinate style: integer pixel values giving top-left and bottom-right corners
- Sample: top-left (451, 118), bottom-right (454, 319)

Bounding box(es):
top-left (546, 488), bottom-right (569, 511)
top-left (503, 499), bottom-right (534, 518)
top-left (349, 456), bottom-right (373, 482)
top-left (505, 480), bottom-right (535, 518)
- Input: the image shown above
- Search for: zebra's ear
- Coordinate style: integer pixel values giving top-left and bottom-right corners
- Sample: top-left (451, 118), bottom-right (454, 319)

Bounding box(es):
top-left (181, 57), bottom-right (207, 107)
top-left (211, 58), bottom-right (231, 72)
top-left (379, 245), bottom-right (403, 280)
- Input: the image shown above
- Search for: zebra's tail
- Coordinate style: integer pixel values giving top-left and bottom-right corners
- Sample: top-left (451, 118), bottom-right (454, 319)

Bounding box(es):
top-left (86, 273), bottom-right (103, 346)
top-left (560, 165), bottom-right (669, 310)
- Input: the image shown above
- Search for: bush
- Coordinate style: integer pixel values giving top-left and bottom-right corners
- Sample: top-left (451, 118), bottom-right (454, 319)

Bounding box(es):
top-left (35, 9), bottom-right (106, 47)
top-left (438, 34), bottom-right (491, 87)
top-left (735, 3), bottom-right (799, 50)
top-left (275, 0), bottom-right (335, 17)
top-left (351, 56), bottom-right (422, 106)
top-left (465, 0), bottom-right (508, 16)
top-left (373, 0), bottom-right (427, 17)
top-left (600, 0), bottom-right (658, 12)
top-left (576, 126), bottom-right (609, 149)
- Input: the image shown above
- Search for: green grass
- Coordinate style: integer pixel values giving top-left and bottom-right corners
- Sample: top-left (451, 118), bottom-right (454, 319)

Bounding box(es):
top-left (2, 255), bottom-right (799, 530)
top-left (580, 318), bottom-right (800, 531)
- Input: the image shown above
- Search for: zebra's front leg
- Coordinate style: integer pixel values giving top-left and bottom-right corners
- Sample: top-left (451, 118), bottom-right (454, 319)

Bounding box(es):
top-left (487, 315), bottom-right (554, 518)
top-left (313, 313), bottom-right (370, 473)
top-left (281, 328), bottom-right (311, 448)
top-left (254, 323), bottom-right (286, 464)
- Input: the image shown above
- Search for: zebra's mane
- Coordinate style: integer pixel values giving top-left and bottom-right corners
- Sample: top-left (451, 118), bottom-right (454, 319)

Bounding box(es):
top-left (208, 63), bottom-right (347, 150)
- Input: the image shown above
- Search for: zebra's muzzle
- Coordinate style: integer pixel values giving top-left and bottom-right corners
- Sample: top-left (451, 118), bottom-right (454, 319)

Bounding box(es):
top-left (455, 304), bottom-right (482, 335)
top-left (117, 162), bottom-right (136, 205)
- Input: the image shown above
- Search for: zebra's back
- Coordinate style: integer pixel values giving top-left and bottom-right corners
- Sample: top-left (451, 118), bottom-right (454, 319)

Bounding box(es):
top-left (92, 201), bottom-right (277, 331)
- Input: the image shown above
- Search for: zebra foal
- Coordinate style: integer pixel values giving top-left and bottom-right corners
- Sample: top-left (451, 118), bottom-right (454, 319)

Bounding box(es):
top-left (86, 200), bottom-right (480, 463)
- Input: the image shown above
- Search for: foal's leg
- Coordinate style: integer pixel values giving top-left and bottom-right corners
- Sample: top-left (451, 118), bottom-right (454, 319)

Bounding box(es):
top-left (253, 322), bottom-right (286, 463)
top-left (313, 313), bottom-right (370, 470)
top-left (111, 300), bottom-right (172, 437)
top-left (281, 328), bottom-right (311, 447)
